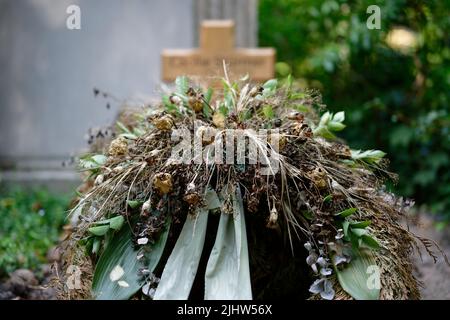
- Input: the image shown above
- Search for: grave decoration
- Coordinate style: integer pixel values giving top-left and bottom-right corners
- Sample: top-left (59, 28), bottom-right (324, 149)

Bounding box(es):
top-left (58, 74), bottom-right (444, 300)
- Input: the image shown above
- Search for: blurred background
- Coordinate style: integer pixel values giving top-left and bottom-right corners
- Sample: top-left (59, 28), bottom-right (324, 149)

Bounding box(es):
top-left (0, 0), bottom-right (449, 299)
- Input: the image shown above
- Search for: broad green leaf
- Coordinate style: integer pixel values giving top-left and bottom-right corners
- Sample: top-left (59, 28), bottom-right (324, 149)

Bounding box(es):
top-left (351, 228), bottom-right (368, 237)
top-left (92, 155), bottom-right (107, 166)
top-left (351, 220), bottom-right (371, 229)
top-left (333, 111), bottom-right (345, 123)
top-left (92, 219), bottom-right (170, 300)
top-left (334, 248), bottom-right (380, 300)
top-left (204, 186), bottom-right (252, 299)
top-left (92, 237), bottom-right (101, 255)
top-left (108, 215), bottom-right (124, 230)
top-left (92, 224), bottom-right (142, 299)
top-left (95, 215), bottom-right (125, 231)
top-left (328, 121), bottom-right (346, 131)
top-left (88, 225), bottom-right (110, 236)
top-left (205, 189), bottom-right (221, 210)
top-left (343, 220), bottom-right (350, 237)
top-left (319, 111), bottom-right (331, 126)
top-left (323, 194), bottom-right (333, 203)
top-left (262, 79), bottom-right (278, 90)
top-left (361, 235), bottom-right (380, 249)
top-left (335, 208), bottom-right (357, 217)
top-left (154, 209), bottom-right (209, 300)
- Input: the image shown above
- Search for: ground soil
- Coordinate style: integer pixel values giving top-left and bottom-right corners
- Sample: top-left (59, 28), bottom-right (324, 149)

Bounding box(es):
top-left (408, 213), bottom-right (450, 299)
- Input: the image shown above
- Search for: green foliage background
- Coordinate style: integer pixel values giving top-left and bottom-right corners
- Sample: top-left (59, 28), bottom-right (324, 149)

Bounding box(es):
top-left (259, 0), bottom-right (450, 220)
top-left (0, 189), bottom-right (69, 277)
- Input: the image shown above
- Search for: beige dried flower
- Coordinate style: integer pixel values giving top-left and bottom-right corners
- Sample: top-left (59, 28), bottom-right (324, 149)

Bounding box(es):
top-left (108, 136), bottom-right (128, 156)
top-left (153, 173), bottom-right (173, 194)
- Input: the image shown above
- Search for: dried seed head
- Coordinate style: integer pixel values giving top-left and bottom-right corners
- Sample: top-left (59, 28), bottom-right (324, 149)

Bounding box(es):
top-left (307, 167), bottom-right (328, 189)
top-left (183, 192), bottom-right (201, 205)
top-left (266, 206), bottom-right (279, 229)
top-left (108, 136), bottom-right (128, 156)
top-left (188, 97), bottom-right (203, 113)
top-left (153, 173), bottom-right (173, 195)
top-left (153, 115), bottom-right (174, 131)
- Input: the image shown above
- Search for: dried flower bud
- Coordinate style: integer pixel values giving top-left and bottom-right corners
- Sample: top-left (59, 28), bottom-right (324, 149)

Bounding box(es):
top-left (153, 115), bottom-right (174, 131)
top-left (153, 173), bottom-right (173, 194)
top-left (183, 192), bottom-right (201, 205)
top-left (169, 95), bottom-right (182, 105)
top-left (288, 111), bottom-right (305, 122)
top-left (94, 174), bottom-right (104, 186)
top-left (108, 136), bottom-right (128, 156)
top-left (188, 97), bottom-right (204, 113)
top-left (266, 206), bottom-right (279, 229)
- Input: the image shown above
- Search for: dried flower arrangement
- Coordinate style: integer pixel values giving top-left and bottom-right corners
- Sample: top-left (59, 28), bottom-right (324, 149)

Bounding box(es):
top-left (57, 74), bottom-right (447, 300)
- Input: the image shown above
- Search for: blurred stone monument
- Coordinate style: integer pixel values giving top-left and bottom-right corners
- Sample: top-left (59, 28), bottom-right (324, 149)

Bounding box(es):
top-left (0, 0), bottom-right (261, 190)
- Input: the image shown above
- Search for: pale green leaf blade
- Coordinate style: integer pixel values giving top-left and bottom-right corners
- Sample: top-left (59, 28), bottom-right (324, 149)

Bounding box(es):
top-left (88, 225), bottom-right (110, 236)
top-left (335, 249), bottom-right (380, 300)
top-left (154, 209), bottom-right (209, 300)
top-left (92, 219), bottom-right (170, 300)
top-left (204, 186), bottom-right (252, 300)
top-left (109, 215), bottom-right (125, 230)
top-left (92, 225), bottom-right (143, 300)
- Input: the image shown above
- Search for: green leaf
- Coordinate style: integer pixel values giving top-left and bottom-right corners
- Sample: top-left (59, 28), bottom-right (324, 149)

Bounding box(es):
top-left (351, 220), bottom-right (371, 229)
top-left (154, 209), bottom-right (209, 299)
top-left (126, 200), bottom-right (142, 209)
top-left (262, 105), bottom-right (275, 119)
top-left (351, 149), bottom-right (386, 164)
top-left (351, 228), bottom-right (368, 237)
top-left (92, 219), bottom-right (170, 300)
top-left (204, 87), bottom-right (213, 104)
top-left (262, 79), bottom-right (278, 97)
top-left (204, 186), bottom-right (252, 299)
top-left (116, 121), bottom-right (131, 134)
top-left (175, 76), bottom-right (189, 95)
top-left (88, 225), bottom-right (110, 236)
top-left (333, 111), bottom-right (345, 123)
top-left (302, 210), bottom-right (313, 220)
top-left (108, 215), bottom-right (124, 231)
top-left (262, 79), bottom-right (278, 91)
top-left (323, 194), bottom-right (333, 203)
top-left (335, 208), bottom-right (357, 217)
top-left (343, 220), bottom-right (350, 237)
top-left (334, 248), bottom-right (380, 300)
top-left (361, 235), bottom-right (380, 249)
top-left (92, 155), bottom-right (107, 166)
top-left (92, 237), bottom-right (101, 255)
top-left (205, 189), bottom-right (221, 210)
top-left (328, 121), bottom-right (346, 131)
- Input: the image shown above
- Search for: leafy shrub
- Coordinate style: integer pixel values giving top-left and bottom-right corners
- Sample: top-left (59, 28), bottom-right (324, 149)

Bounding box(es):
top-left (259, 0), bottom-right (450, 220)
top-left (0, 188), bottom-right (69, 277)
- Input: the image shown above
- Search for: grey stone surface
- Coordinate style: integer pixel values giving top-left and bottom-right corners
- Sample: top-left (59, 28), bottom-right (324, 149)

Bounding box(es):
top-left (0, 0), bottom-right (258, 187)
top-left (0, 0), bottom-right (194, 184)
